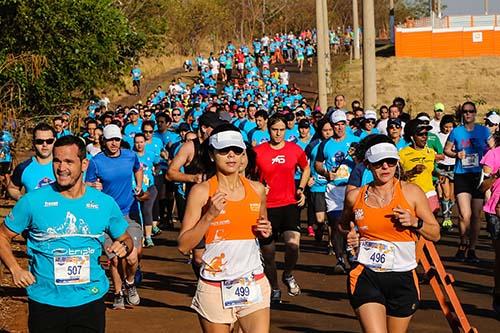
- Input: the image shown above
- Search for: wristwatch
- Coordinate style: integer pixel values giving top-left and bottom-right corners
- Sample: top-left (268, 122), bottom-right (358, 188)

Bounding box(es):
top-left (414, 219), bottom-right (424, 230)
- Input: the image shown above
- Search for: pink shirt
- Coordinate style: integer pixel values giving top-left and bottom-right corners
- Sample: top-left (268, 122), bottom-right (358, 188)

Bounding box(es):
top-left (481, 147), bottom-right (500, 214)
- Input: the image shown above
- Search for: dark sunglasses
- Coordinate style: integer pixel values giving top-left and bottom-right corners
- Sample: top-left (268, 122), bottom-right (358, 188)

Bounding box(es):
top-left (143, 130), bottom-right (154, 134)
top-left (216, 146), bottom-right (244, 156)
top-left (372, 158), bottom-right (398, 169)
top-left (486, 121), bottom-right (498, 127)
top-left (463, 109), bottom-right (476, 114)
top-left (34, 138), bottom-right (55, 145)
top-left (106, 137), bottom-right (121, 142)
top-left (416, 131), bottom-right (429, 137)
top-left (172, 113), bottom-right (181, 116)
top-left (388, 125), bottom-right (401, 130)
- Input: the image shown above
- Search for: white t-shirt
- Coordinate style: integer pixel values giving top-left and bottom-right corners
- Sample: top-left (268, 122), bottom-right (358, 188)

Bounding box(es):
top-left (430, 118), bottom-right (440, 134)
top-left (279, 71), bottom-right (289, 85)
top-left (437, 132), bottom-right (455, 166)
top-left (376, 118), bottom-right (389, 135)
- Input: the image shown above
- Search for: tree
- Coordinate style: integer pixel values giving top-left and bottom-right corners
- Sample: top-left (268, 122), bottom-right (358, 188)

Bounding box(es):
top-left (0, 0), bottom-right (145, 115)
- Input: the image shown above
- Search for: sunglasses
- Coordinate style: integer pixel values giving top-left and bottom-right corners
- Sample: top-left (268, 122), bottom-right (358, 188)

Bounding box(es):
top-left (34, 138), bottom-right (55, 145)
top-left (416, 131), bottom-right (428, 137)
top-left (143, 130), bottom-right (154, 134)
top-left (388, 125), bottom-right (401, 130)
top-left (173, 113), bottom-right (181, 116)
top-left (106, 137), bottom-right (121, 142)
top-left (372, 158), bottom-right (398, 169)
top-left (486, 121), bottom-right (498, 127)
top-left (463, 109), bottom-right (476, 114)
top-left (216, 146), bottom-right (244, 155)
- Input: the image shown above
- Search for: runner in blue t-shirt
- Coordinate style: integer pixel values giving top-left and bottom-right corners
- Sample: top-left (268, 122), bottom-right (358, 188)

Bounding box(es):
top-left (444, 102), bottom-right (490, 263)
top-left (8, 123), bottom-right (56, 201)
top-left (0, 129), bottom-right (14, 195)
top-left (130, 64), bottom-right (142, 95)
top-left (85, 124), bottom-right (144, 309)
top-left (0, 135), bottom-right (132, 332)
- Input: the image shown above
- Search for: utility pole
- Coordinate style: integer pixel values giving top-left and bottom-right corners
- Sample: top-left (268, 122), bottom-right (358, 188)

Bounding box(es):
top-left (437, 0), bottom-right (442, 18)
top-left (389, 0), bottom-right (395, 44)
top-left (362, 0), bottom-right (377, 107)
top-left (316, 0), bottom-right (328, 112)
top-left (353, 0), bottom-right (360, 59)
top-left (322, 0), bottom-right (332, 94)
top-left (485, 0), bottom-right (489, 15)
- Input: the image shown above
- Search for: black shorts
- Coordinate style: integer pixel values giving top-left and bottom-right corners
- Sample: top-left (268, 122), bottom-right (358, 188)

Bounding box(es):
top-left (454, 173), bottom-right (483, 199)
top-left (348, 264), bottom-right (420, 318)
top-left (133, 79), bottom-right (141, 87)
top-left (261, 204), bottom-right (300, 245)
top-left (310, 192), bottom-right (326, 213)
top-left (28, 297), bottom-right (105, 333)
top-left (0, 161), bottom-right (11, 175)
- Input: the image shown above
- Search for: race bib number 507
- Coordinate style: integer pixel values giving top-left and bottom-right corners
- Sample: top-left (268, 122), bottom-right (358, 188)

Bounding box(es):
top-left (54, 255), bottom-right (90, 285)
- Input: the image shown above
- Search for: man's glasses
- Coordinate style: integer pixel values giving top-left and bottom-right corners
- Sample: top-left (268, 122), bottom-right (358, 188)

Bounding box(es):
top-left (34, 138), bottom-right (55, 145)
top-left (216, 146), bottom-right (244, 156)
top-left (143, 130), bottom-right (154, 134)
top-left (388, 125), bottom-right (401, 130)
top-left (372, 158), bottom-right (398, 169)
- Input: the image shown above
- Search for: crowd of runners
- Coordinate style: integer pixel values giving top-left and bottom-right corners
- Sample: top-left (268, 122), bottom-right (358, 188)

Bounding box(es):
top-left (0, 28), bottom-right (499, 333)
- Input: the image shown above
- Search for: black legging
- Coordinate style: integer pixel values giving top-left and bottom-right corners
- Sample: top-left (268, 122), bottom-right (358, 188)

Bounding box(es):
top-left (140, 186), bottom-right (158, 227)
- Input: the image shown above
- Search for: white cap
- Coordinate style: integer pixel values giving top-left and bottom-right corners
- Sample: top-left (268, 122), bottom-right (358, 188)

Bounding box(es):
top-left (103, 124), bottom-right (122, 140)
top-left (365, 142), bottom-right (400, 163)
top-left (209, 131), bottom-right (246, 150)
top-left (330, 110), bottom-right (347, 123)
top-left (365, 110), bottom-right (377, 120)
top-left (417, 115), bottom-right (431, 122)
top-left (486, 113), bottom-right (500, 125)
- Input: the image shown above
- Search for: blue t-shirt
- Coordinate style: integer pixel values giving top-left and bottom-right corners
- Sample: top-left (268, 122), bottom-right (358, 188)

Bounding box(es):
top-left (347, 163), bottom-right (374, 188)
top-left (123, 122), bottom-right (142, 146)
top-left (136, 150), bottom-right (159, 190)
top-left (85, 149), bottom-right (141, 215)
top-left (11, 157), bottom-right (55, 192)
top-left (316, 135), bottom-right (360, 186)
top-left (0, 131), bottom-right (14, 162)
top-left (249, 128), bottom-right (270, 146)
top-left (305, 138), bottom-right (328, 192)
top-left (131, 68), bottom-right (141, 81)
top-left (447, 124), bottom-right (490, 174)
top-left (4, 185), bottom-right (127, 307)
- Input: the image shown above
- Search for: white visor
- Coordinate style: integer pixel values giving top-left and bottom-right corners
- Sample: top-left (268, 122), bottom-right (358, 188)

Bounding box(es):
top-left (365, 142), bottom-right (400, 163)
top-left (209, 131), bottom-right (246, 150)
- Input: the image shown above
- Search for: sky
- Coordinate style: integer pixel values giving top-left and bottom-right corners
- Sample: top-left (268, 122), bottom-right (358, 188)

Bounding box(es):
top-left (443, 0), bottom-right (500, 15)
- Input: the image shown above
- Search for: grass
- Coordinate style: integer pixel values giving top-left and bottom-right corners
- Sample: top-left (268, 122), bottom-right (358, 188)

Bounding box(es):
top-left (333, 56), bottom-right (500, 117)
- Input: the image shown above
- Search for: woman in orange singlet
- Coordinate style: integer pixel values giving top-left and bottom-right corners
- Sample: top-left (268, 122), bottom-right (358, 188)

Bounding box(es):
top-left (178, 124), bottom-right (272, 333)
top-left (342, 135), bottom-right (440, 333)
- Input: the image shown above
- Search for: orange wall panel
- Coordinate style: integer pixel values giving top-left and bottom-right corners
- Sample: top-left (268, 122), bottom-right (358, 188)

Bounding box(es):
top-left (432, 32), bottom-right (463, 57)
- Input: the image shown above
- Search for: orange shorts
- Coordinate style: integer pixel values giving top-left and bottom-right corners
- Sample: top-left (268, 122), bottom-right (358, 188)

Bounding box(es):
top-left (191, 276), bottom-right (271, 324)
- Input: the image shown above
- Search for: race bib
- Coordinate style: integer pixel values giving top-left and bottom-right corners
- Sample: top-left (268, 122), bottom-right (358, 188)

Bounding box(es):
top-left (357, 240), bottom-right (395, 271)
top-left (462, 153), bottom-right (479, 168)
top-left (221, 276), bottom-right (262, 309)
top-left (54, 255), bottom-right (90, 285)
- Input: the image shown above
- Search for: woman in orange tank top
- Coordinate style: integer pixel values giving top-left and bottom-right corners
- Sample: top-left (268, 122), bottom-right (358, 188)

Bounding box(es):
top-left (341, 135), bottom-right (440, 333)
top-left (178, 124), bottom-right (272, 333)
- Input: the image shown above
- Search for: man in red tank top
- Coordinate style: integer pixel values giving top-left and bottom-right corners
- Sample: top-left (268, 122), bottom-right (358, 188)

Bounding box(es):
top-left (255, 114), bottom-right (310, 305)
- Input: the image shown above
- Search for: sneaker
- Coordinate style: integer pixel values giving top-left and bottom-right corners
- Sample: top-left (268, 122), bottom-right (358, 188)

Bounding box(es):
top-left (125, 281), bottom-right (140, 306)
top-left (152, 225), bottom-right (162, 236)
top-left (134, 266), bottom-right (143, 286)
top-left (307, 226), bottom-right (315, 237)
top-left (314, 226), bottom-right (324, 242)
top-left (271, 289), bottom-right (282, 305)
top-left (327, 245), bottom-right (335, 256)
top-left (282, 274), bottom-right (301, 296)
top-left (442, 219), bottom-right (453, 231)
top-left (334, 259), bottom-right (347, 275)
top-left (113, 292), bottom-right (125, 310)
top-left (455, 245), bottom-right (467, 262)
top-left (466, 249), bottom-right (480, 264)
top-left (144, 237), bottom-right (154, 248)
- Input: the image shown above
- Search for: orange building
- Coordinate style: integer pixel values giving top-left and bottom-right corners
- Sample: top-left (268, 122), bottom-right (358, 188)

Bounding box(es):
top-left (395, 15), bottom-right (500, 58)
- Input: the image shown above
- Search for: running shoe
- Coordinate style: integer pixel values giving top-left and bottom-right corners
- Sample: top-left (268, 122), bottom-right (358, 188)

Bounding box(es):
top-left (466, 249), bottom-right (480, 264)
top-left (152, 225), bottom-right (162, 236)
top-left (455, 246), bottom-right (467, 262)
top-left (144, 237), bottom-right (154, 248)
top-left (134, 266), bottom-right (143, 286)
top-left (307, 226), bottom-right (315, 237)
top-left (334, 259), bottom-right (347, 275)
top-left (125, 281), bottom-right (141, 306)
top-left (271, 289), bottom-right (282, 305)
top-left (282, 274), bottom-right (301, 296)
top-left (327, 245), bottom-right (335, 256)
top-left (442, 219), bottom-right (453, 231)
top-left (113, 292), bottom-right (125, 310)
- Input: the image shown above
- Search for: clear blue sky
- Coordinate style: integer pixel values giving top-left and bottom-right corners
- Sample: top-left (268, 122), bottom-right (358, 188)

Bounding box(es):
top-left (443, 0), bottom-right (500, 15)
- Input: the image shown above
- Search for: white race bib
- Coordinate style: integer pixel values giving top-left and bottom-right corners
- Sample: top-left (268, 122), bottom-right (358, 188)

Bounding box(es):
top-left (54, 255), bottom-right (90, 285)
top-left (357, 240), bottom-right (395, 271)
top-left (462, 153), bottom-right (479, 168)
top-left (221, 276), bottom-right (263, 309)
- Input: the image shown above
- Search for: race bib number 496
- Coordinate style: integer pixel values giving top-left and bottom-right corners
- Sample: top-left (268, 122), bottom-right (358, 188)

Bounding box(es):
top-left (357, 240), bottom-right (395, 271)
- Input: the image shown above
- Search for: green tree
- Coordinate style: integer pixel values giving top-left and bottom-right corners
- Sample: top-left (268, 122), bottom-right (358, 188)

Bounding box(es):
top-left (0, 0), bottom-right (145, 115)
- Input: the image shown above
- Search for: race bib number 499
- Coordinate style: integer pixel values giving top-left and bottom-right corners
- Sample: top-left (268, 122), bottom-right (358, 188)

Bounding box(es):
top-left (221, 276), bottom-right (263, 309)
top-left (54, 255), bottom-right (90, 285)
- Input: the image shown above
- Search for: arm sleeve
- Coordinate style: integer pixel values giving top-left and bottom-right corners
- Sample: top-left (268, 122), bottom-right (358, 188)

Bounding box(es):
top-left (106, 200), bottom-right (129, 239)
top-left (315, 141), bottom-right (327, 163)
top-left (10, 163), bottom-right (25, 187)
top-left (4, 195), bottom-right (32, 234)
top-left (85, 159), bottom-right (98, 182)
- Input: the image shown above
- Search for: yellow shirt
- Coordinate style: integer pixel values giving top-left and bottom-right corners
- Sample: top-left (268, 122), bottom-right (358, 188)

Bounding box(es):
top-left (399, 145), bottom-right (436, 194)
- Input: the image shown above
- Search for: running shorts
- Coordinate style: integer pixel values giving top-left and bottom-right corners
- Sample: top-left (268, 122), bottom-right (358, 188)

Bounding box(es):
top-left (28, 297), bottom-right (105, 333)
top-left (104, 213), bottom-right (142, 258)
top-left (261, 204), bottom-right (300, 245)
top-left (348, 264), bottom-right (420, 318)
top-left (486, 213), bottom-right (500, 241)
top-left (132, 79), bottom-right (140, 87)
top-left (0, 161), bottom-right (11, 175)
top-left (191, 276), bottom-right (270, 324)
top-left (325, 184), bottom-right (347, 213)
top-left (310, 191), bottom-right (326, 213)
top-left (437, 164), bottom-right (454, 181)
top-left (454, 173), bottom-right (483, 199)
